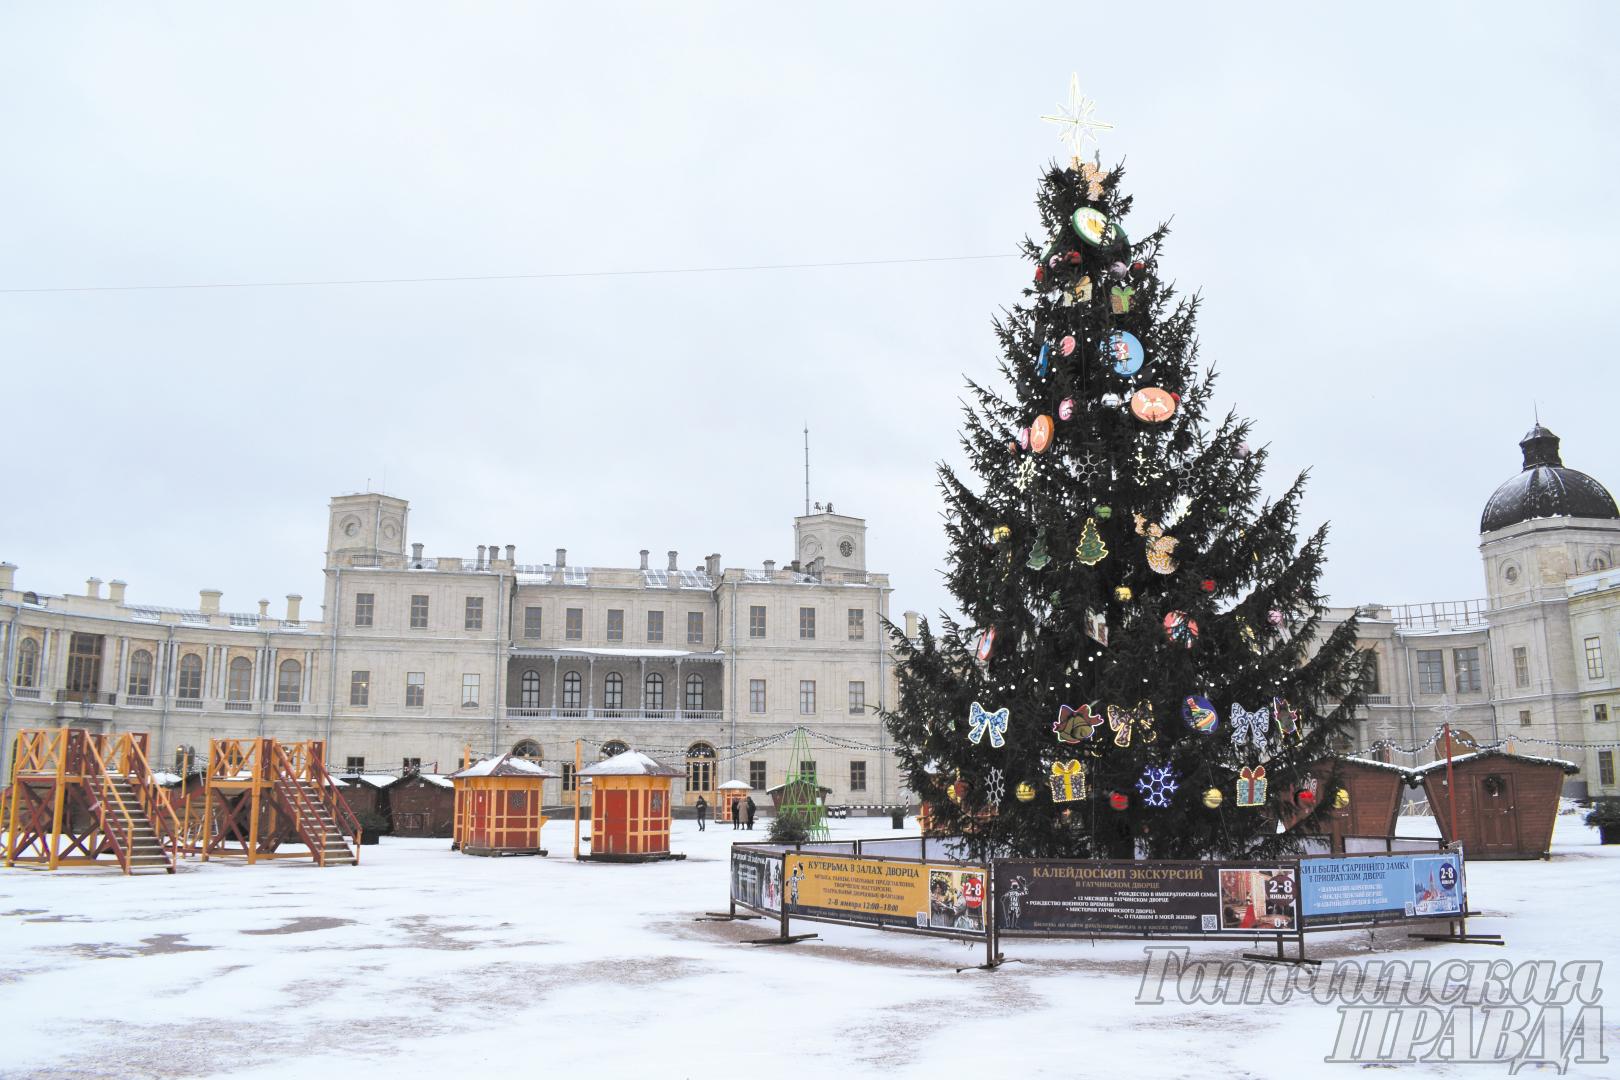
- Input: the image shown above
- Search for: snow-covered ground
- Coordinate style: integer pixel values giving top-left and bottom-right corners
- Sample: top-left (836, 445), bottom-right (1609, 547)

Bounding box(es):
top-left (2, 813), bottom-right (1616, 1078)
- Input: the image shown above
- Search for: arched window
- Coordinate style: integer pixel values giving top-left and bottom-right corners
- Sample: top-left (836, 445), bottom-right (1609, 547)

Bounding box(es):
top-left (277, 659), bottom-right (302, 704)
top-left (686, 742), bottom-right (716, 796)
top-left (685, 672), bottom-right (705, 712)
top-left (520, 669), bottom-right (541, 709)
top-left (15, 637), bottom-right (38, 688)
top-left (563, 670), bottom-right (582, 712)
top-left (178, 654), bottom-right (204, 700)
top-left (601, 739), bottom-right (629, 760)
top-left (228, 657), bottom-right (253, 701)
top-left (127, 649), bottom-right (154, 697)
top-left (604, 672), bottom-right (624, 714)
top-left (645, 672), bottom-right (664, 715)
top-left (512, 739), bottom-right (542, 759)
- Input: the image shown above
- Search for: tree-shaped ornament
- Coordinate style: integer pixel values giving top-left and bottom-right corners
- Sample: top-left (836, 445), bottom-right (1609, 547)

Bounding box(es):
top-left (881, 79), bottom-right (1370, 861)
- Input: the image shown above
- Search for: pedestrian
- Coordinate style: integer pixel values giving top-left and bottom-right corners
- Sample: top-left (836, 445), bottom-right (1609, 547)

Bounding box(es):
top-left (745, 795), bottom-right (757, 831)
top-left (695, 795), bottom-right (708, 831)
top-left (731, 797), bottom-right (742, 830)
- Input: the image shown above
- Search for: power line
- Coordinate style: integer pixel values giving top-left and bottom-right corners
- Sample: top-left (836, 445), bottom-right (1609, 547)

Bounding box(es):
top-left (0, 252), bottom-right (1020, 296)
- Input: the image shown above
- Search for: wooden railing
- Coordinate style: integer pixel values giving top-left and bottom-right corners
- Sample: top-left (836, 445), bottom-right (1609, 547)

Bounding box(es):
top-left (307, 748), bottom-right (362, 855)
top-left (9, 728), bottom-right (66, 779)
top-left (269, 740), bottom-right (331, 865)
top-left (119, 733), bottom-right (182, 864)
top-left (82, 735), bottom-right (136, 874)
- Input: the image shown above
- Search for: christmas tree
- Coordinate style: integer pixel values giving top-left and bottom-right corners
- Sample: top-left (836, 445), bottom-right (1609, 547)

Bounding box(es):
top-left (883, 82), bottom-right (1370, 861)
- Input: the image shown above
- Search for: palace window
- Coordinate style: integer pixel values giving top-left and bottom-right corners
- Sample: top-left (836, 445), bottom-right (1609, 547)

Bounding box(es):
top-left (607, 609), bottom-right (624, 642)
top-left (799, 679), bottom-right (816, 714)
top-left (1454, 648), bottom-right (1481, 694)
top-left (465, 596), bottom-right (484, 631)
top-left (1596, 704), bottom-right (1611, 723)
top-left (1600, 751), bottom-right (1615, 787)
top-left (177, 654), bottom-right (203, 700)
top-left (66, 633), bottom-right (104, 695)
top-left (1518, 709), bottom-right (1532, 727)
top-left (647, 610), bottom-right (664, 642)
top-left (524, 606), bottom-right (542, 639)
top-left (127, 649), bottom-right (154, 697)
top-left (749, 760), bottom-right (767, 789)
top-left (1513, 646), bottom-right (1530, 689)
top-left (1586, 637), bottom-right (1604, 680)
top-left (228, 656), bottom-right (252, 701)
top-left (277, 659), bottom-right (302, 704)
top-left (686, 672), bottom-right (705, 711)
top-left (850, 761), bottom-right (867, 792)
top-left (562, 671), bottom-right (582, 711)
top-left (1361, 650), bottom-right (1380, 694)
top-left (645, 672), bottom-right (665, 713)
top-left (687, 611), bottom-right (704, 644)
top-left (604, 672), bottom-right (624, 714)
top-left (561, 762), bottom-right (577, 792)
top-left (1417, 650), bottom-right (1444, 695)
top-left (349, 670), bottom-right (370, 707)
top-left (520, 669), bottom-right (541, 709)
top-left (848, 680), bottom-right (866, 714)
top-left (461, 673), bottom-right (480, 707)
top-left (512, 739), bottom-right (542, 759)
top-left (15, 637), bottom-right (38, 688)
top-left (410, 594), bottom-right (429, 629)
top-left (601, 739), bottom-right (629, 760)
top-left (800, 607), bottom-right (816, 639)
top-left (750, 678), bottom-right (766, 714)
top-left (566, 608), bottom-right (583, 641)
top-left (345, 757), bottom-right (365, 774)
top-left (406, 671), bottom-right (425, 708)
top-left (750, 605), bottom-right (766, 638)
top-left (686, 742), bottom-right (716, 795)
top-left (354, 592), bottom-right (374, 627)
top-left (848, 608), bottom-right (865, 640)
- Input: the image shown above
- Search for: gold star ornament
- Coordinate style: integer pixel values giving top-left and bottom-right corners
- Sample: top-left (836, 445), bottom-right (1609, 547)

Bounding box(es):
top-left (1040, 74), bottom-right (1114, 161)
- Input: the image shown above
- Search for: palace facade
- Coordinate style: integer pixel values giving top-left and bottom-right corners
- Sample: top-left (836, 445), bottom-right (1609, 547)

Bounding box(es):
top-left (0, 496), bottom-right (903, 809)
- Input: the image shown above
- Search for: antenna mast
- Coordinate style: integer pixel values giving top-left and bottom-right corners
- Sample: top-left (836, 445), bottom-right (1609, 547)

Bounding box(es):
top-left (803, 425), bottom-right (810, 515)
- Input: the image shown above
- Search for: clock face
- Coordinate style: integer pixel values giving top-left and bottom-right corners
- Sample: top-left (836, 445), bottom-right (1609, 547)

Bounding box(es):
top-left (342, 519), bottom-right (360, 538)
top-left (802, 538), bottom-right (822, 558)
top-left (382, 519), bottom-right (399, 540)
top-left (839, 540), bottom-right (854, 558)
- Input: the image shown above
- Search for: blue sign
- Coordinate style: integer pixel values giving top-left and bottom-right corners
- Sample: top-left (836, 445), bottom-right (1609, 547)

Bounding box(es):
top-left (1299, 852), bottom-right (1464, 926)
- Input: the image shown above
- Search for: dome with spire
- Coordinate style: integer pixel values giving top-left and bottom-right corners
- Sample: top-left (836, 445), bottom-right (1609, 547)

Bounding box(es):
top-left (1480, 424), bottom-right (1619, 533)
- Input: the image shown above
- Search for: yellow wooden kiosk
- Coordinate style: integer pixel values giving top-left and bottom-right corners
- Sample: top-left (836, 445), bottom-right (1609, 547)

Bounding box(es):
top-left (3, 727), bottom-right (182, 875)
top-left (716, 778), bottom-right (752, 824)
top-left (199, 738), bottom-right (361, 866)
top-left (450, 754), bottom-right (557, 856)
top-left (578, 750), bottom-right (682, 861)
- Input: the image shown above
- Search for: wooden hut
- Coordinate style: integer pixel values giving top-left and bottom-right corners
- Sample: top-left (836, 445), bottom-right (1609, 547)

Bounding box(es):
top-left (450, 755), bottom-right (556, 856)
top-left (1278, 757), bottom-right (1409, 853)
top-left (391, 773), bottom-right (455, 838)
top-left (1409, 749), bottom-right (1579, 859)
top-left (579, 751), bottom-right (681, 861)
top-left (716, 779), bottom-right (752, 823)
top-left (336, 774), bottom-right (398, 827)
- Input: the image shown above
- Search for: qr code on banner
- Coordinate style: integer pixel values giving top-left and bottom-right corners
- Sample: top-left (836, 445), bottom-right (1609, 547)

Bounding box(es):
top-left (1405, 902), bottom-right (1416, 917)
top-left (1201, 914), bottom-right (1217, 931)
top-left (916, 912), bottom-right (928, 928)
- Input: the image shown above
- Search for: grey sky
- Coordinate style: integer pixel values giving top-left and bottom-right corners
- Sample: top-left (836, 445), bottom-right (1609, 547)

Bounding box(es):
top-left (2, 2), bottom-right (1616, 627)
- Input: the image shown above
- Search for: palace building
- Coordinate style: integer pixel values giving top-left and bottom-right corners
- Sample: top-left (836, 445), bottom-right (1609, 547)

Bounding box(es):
top-left (1324, 424), bottom-right (1620, 798)
top-left (0, 496), bottom-right (903, 811)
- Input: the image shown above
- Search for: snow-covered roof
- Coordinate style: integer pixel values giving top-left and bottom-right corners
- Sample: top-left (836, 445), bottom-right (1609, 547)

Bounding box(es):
top-left (717, 779), bottom-right (753, 790)
top-left (1333, 756), bottom-right (1414, 775)
top-left (1408, 748), bottom-right (1580, 778)
top-left (641, 568), bottom-right (713, 590)
top-left (148, 770), bottom-right (182, 786)
top-left (450, 754), bottom-right (558, 780)
top-left (508, 645), bottom-right (723, 661)
top-left (578, 750), bottom-right (679, 778)
top-left (340, 773), bottom-right (401, 789)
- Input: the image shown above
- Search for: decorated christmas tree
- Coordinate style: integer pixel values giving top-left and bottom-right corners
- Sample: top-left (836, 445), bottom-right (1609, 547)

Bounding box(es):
top-left (883, 80), bottom-right (1370, 861)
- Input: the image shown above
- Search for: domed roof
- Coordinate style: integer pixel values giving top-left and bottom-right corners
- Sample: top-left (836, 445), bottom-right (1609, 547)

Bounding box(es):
top-left (1480, 425), bottom-right (1619, 533)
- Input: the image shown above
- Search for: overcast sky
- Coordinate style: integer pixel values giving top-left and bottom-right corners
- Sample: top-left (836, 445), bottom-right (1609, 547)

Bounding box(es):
top-left (2, 2), bottom-right (1616, 626)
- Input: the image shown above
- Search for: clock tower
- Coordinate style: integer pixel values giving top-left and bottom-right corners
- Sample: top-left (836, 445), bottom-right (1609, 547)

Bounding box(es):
top-left (794, 507), bottom-right (867, 574)
top-left (326, 492), bottom-right (410, 569)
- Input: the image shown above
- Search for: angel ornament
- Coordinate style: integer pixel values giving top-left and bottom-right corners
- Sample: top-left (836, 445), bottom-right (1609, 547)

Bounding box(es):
top-left (1133, 512), bottom-right (1180, 575)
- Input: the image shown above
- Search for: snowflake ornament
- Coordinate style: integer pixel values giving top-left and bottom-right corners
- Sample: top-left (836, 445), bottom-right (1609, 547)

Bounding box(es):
top-left (1076, 449), bottom-right (1108, 484)
top-left (986, 767), bottom-right (1006, 811)
top-left (1136, 764), bottom-right (1179, 809)
top-left (1014, 456), bottom-right (1037, 492)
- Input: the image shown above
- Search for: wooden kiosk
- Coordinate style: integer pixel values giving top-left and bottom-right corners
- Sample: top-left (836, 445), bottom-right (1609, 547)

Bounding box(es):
top-left (450, 755), bottom-right (556, 856)
top-left (1278, 756), bottom-right (1409, 852)
top-left (717, 778), bottom-right (752, 824)
top-left (579, 751), bottom-right (681, 861)
top-left (1409, 749), bottom-right (1578, 860)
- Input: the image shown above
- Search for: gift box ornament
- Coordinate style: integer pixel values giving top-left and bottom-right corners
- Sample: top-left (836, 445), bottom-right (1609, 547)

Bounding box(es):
top-left (1236, 765), bottom-right (1268, 807)
top-left (1049, 759), bottom-right (1088, 803)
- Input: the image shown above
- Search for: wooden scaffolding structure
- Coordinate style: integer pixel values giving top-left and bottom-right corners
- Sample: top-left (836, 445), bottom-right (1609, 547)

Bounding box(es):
top-left (200, 738), bottom-right (363, 867)
top-left (3, 727), bottom-right (182, 875)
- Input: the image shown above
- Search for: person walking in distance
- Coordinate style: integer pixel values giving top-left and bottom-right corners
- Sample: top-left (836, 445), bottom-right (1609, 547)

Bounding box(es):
top-left (695, 795), bottom-right (708, 831)
top-left (731, 797), bottom-right (742, 830)
top-left (745, 795), bottom-right (757, 831)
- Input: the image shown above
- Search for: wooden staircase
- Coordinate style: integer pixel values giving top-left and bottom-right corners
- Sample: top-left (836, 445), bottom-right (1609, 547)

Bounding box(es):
top-left (274, 774), bottom-right (357, 866)
top-left (199, 738), bottom-right (362, 866)
top-left (102, 774), bottom-right (177, 874)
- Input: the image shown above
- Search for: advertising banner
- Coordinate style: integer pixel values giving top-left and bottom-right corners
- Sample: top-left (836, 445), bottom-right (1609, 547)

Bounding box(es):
top-left (996, 860), bottom-right (1298, 936)
top-left (782, 853), bottom-right (988, 936)
top-left (1299, 851), bottom-right (1464, 926)
top-left (730, 848), bottom-right (784, 915)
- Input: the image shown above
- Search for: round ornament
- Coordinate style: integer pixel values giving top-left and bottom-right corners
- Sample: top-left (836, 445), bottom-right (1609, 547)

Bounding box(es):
top-left (1101, 330), bottom-right (1145, 376)
top-left (1109, 261), bottom-right (1128, 278)
top-left (975, 627), bottom-right (996, 663)
top-left (1163, 610), bottom-right (1200, 646)
top-left (1130, 387), bottom-right (1178, 423)
top-left (1114, 585), bottom-right (1133, 602)
top-left (1202, 787), bottom-right (1224, 809)
top-left (1181, 694), bottom-right (1219, 733)
top-left (1095, 505), bottom-right (1113, 519)
top-left (1071, 207), bottom-right (1115, 247)
top-left (1058, 397), bottom-right (1075, 421)
top-left (1018, 427), bottom-right (1031, 450)
top-left (1060, 335), bottom-right (1077, 356)
top-left (991, 525), bottom-right (1011, 543)
top-left (1267, 609), bottom-right (1285, 627)
top-left (1333, 788), bottom-right (1351, 810)
top-left (1108, 791), bottom-right (1129, 811)
top-left (1296, 787), bottom-right (1317, 806)
top-left (1201, 579), bottom-right (1216, 592)
top-left (1034, 265), bottom-right (1046, 285)
top-left (1015, 782), bottom-right (1037, 803)
top-left (1030, 414), bottom-right (1055, 453)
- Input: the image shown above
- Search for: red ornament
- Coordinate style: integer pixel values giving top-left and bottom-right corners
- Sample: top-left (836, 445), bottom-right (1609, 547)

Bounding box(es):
top-left (1035, 265), bottom-right (1046, 284)
top-left (1065, 251), bottom-right (1084, 266)
top-left (1296, 788), bottom-right (1317, 805)
top-left (1201, 579), bottom-right (1216, 592)
top-left (1108, 791), bottom-right (1129, 811)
